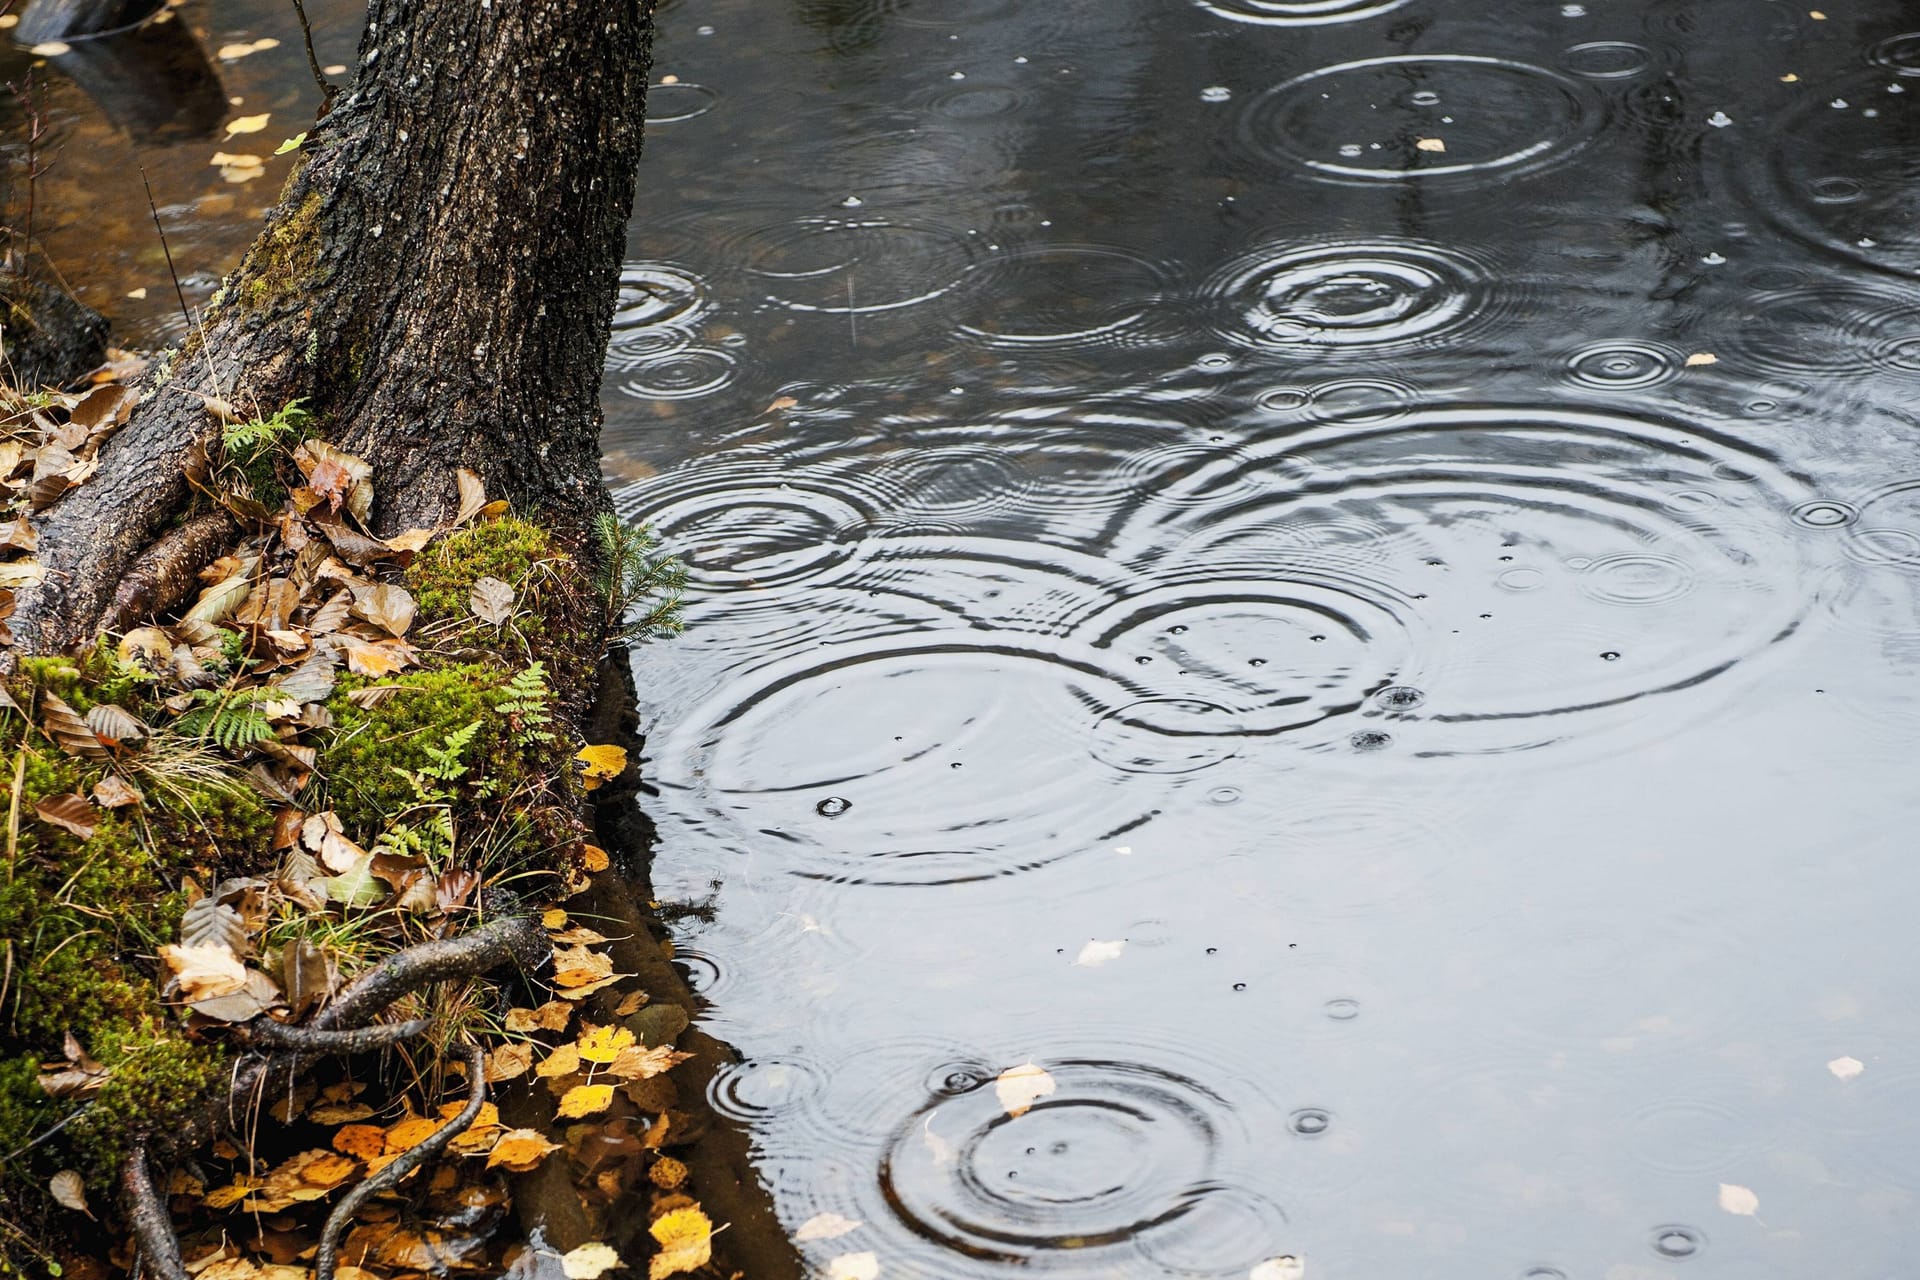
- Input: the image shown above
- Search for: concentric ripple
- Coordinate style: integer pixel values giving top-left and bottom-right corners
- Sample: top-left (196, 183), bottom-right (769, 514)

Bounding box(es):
top-left (1566, 341), bottom-right (1682, 390)
top-left (1240, 56), bottom-right (1600, 182)
top-left (1757, 71), bottom-right (1920, 276)
top-left (648, 82), bottom-right (719, 123)
top-left (879, 1060), bottom-right (1245, 1266)
top-left (1723, 286), bottom-right (1920, 376)
top-left (1111, 404), bottom-right (1821, 756)
top-left (1193, 0), bottom-right (1413, 26)
top-left (956, 245), bottom-right (1175, 349)
top-left (1204, 239), bottom-right (1493, 352)
top-left (734, 217), bottom-right (977, 314)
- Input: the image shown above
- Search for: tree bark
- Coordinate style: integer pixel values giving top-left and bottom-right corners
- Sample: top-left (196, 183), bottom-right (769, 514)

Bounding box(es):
top-left (16, 0), bottom-right (654, 654)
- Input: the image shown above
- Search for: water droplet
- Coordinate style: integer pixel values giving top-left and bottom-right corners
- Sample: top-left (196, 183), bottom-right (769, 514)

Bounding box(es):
top-left (1290, 1108), bottom-right (1332, 1136)
top-left (840, 194), bottom-right (864, 208)
top-left (1207, 786), bottom-right (1243, 805)
top-left (1349, 730), bottom-right (1394, 752)
top-left (1374, 685), bottom-right (1426, 711)
top-left (816, 796), bottom-right (852, 817)
top-left (1169, 625), bottom-right (1189, 635)
top-left (1601, 651), bottom-right (1622, 661)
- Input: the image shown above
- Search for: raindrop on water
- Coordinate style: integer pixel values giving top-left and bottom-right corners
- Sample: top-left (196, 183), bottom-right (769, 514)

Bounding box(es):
top-left (816, 796), bottom-right (852, 817)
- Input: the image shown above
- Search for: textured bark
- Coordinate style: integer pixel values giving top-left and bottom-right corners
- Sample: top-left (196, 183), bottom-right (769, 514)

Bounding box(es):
top-left (15, 0), bottom-right (654, 653)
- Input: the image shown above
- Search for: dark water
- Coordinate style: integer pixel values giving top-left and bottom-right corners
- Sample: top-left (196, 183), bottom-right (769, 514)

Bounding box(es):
top-left (21, 0), bottom-right (1920, 1273)
top-left (609, 2), bottom-right (1920, 1276)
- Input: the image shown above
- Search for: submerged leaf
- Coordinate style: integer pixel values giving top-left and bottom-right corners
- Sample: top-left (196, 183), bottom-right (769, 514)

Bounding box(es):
top-left (648, 1207), bottom-right (714, 1280)
top-left (794, 1213), bottom-right (863, 1243)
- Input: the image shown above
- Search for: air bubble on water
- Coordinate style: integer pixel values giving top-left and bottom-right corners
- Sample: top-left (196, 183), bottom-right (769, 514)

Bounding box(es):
top-left (840, 195), bottom-right (864, 208)
top-left (1409, 90), bottom-right (1440, 106)
top-left (1325, 998), bottom-right (1360, 1020)
top-left (1707, 110), bottom-right (1733, 126)
top-left (1702, 252), bottom-right (1726, 265)
top-left (1233, 982), bottom-right (1248, 991)
top-left (950, 70), bottom-right (966, 80)
top-left (1014, 55), bottom-right (1028, 64)
top-left (1830, 98), bottom-right (1849, 108)
top-left (1374, 685), bottom-right (1426, 711)
top-left (1601, 651), bottom-right (1622, 661)
top-left (1201, 85), bottom-right (1232, 103)
top-left (1561, 2), bottom-right (1586, 13)
top-left (1865, 108), bottom-right (1881, 117)
top-left (1169, 625), bottom-right (1189, 635)
top-left (1290, 1108), bottom-right (1332, 1136)
top-left (816, 796), bottom-right (852, 817)
top-left (1350, 730), bottom-right (1393, 752)
top-left (696, 24), bottom-right (714, 34)
top-left (1339, 143), bottom-right (1364, 157)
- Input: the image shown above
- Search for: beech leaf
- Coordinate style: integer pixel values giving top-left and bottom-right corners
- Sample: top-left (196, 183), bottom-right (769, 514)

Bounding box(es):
top-left (161, 942), bottom-right (248, 1001)
top-left (34, 793), bottom-right (97, 839)
top-left (48, 1170), bottom-right (89, 1216)
top-left (454, 469), bottom-right (487, 525)
top-left (41, 692), bottom-right (107, 760)
top-left (469, 576), bottom-right (515, 625)
top-left (350, 583), bottom-right (417, 637)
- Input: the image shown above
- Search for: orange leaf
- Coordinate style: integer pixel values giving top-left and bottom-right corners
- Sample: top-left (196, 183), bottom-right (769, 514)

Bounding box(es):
top-left (332, 1124), bottom-right (386, 1160)
top-left (557, 1083), bottom-right (615, 1119)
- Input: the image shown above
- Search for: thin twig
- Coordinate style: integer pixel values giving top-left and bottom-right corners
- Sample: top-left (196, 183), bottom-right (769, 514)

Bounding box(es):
top-left (139, 170), bottom-right (193, 340)
top-left (316, 1041), bottom-right (485, 1280)
top-left (289, 0), bottom-right (334, 105)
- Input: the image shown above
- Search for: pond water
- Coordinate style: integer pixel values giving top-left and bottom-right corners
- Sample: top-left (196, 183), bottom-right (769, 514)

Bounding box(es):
top-left (17, 0), bottom-right (1920, 1273)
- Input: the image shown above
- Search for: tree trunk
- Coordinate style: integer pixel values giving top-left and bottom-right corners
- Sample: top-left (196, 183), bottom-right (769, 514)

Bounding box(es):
top-left (16, 0), bottom-right (652, 653)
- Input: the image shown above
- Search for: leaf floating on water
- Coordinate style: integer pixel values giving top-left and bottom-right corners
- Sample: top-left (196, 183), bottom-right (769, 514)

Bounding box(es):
top-left (649, 1206), bottom-right (715, 1280)
top-left (562, 1243), bottom-right (625, 1279)
top-left (1415, 137), bottom-right (1446, 152)
top-left (489, 1128), bottom-right (563, 1172)
top-left (1828, 1055), bottom-right (1865, 1080)
top-left (578, 1024), bottom-right (635, 1064)
top-left (1250, 1259), bottom-right (1306, 1280)
top-left (827, 1252), bottom-right (880, 1280)
top-left (794, 1212), bottom-right (863, 1243)
top-left (576, 743), bottom-right (627, 790)
top-left (274, 132), bottom-right (308, 155)
top-left (1073, 939), bottom-right (1125, 968)
top-left (995, 1062), bottom-right (1055, 1118)
top-left (48, 1170), bottom-right (89, 1216)
top-left (1684, 352), bottom-right (1717, 366)
top-left (558, 1083), bottom-right (615, 1118)
top-left (1718, 1182), bottom-right (1759, 1216)
top-left (225, 112), bottom-right (272, 136)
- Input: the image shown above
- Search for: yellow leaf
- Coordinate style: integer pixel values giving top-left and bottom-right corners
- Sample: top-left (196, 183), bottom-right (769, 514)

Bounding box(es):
top-left (486, 1129), bottom-right (562, 1172)
top-left (203, 1177), bottom-right (264, 1210)
top-left (1828, 1055), bottom-right (1865, 1080)
top-left (542, 907), bottom-right (569, 929)
top-left (558, 1083), bottom-right (615, 1119)
top-left (562, 1242), bottom-right (625, 1279)
top-left (648, 1206), bottom-right (714, 1280)
top-left (1250, 1260), bottom-right (1306, 1280)
top-left (552, 943), bottom-right (615, 988)
top-left (649, 1155), bottom-right (689, 1189)
top-left (607, 1043), bottom-right (691, 1080)
top-left (225, 112), bottom-right (272, 136)
top-left (1685, 352), bottom-right (1717, 367)
top-left (332, 1124), bottom-right (385, 1160)
top-left (383, 1115), bottom-right (441, 1154)
top-left (535, 1044), bottom-right (582, 1079)
top-left (793, 1212), bottom-right (862, 1243)
top-left (294, 1151), bottom-right (357, 1188)
top-left (582, 844), bottom-right (611, 872)
top-left (576, 744), bottom-right (627, 791)
top-left (1718, 1182), bottom-right (1759, 1216)
top-left (827, 1252), bottom-right (880, 1280)
top-left (578, 1025), bottom-right (635, 1064)
top-left (1414, 137), bottom-right (1446, 152)
top-left (995, 1062), bottom-right (1055, 1118)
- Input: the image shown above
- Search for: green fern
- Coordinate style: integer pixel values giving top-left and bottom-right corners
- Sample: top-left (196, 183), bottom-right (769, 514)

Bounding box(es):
top-left (220, 399), bottom-right (311, 466)
top-left (495, 662), bottom-right (555, 747)
top-left (419, 720), bottom-right (481, 783)
top-left (171, 688), bottom-right (276, 751)
top-left (593, 513), bottom-right (687, 646)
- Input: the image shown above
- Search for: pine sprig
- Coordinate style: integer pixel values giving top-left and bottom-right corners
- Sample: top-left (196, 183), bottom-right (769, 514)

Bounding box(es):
top-left (593, 513), bottom-right (686, 647)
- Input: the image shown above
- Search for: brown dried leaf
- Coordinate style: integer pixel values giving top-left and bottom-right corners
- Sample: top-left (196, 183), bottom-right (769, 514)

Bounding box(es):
top-left (236, 579), bottom-right (300, 632)
top-left (34, 793), bottom-right (97, 839)
top-left (306, 589), bottom-right (353, 635)
top-left (282, 937), bottom-right (331, 1018)
top-left (469, 576), bottom-right (514, 626)
top-left (84, 703), bottom-right (146, 747)
top-left (0, 519), bottom-right (36, 553)
top-left (454, 469), bottom-right (487, 526)
top-left (484, 1043), bottom-right (535, 1082)
top-left (161, 942), bottom-right (248, 1001)
top-left (41, 692), bottom-right (107, 759)
top-left (48, 1169), bottom-right (90, 1216)
top-left (340, 636), bottom-right (417, 678)
top-left (67, 383), bottom-right (138, 432)
top-left (181, 895), bottom-right (249, 956)
top-left (92, 773), bottom-right (143, 809)
top-left (607, 1044), bottom-right (692, 1081)
top-left (350, 584), bottom-right (417, 637)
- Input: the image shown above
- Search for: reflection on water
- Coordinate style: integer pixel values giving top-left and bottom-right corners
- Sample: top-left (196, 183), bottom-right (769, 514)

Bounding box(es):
top-left (611, 0), bottom-right (1920, 1274)
top-left (27, 0), bottom-right (1920, 1272)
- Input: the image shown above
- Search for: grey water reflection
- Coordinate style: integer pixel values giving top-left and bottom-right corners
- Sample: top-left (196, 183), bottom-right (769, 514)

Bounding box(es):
top-left (608, 0), bottom-right (1920, 1275)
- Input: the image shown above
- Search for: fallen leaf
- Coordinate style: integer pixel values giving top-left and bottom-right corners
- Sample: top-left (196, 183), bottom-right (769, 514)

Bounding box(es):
top-left (383, 1114), bottom-right (442, 1154)
top-left (995, 1062), bottom-right (1055, 1118)
top-left (505, 1000), bottom-right (575, 1033)
top-left (341, 636), bottom-right (417, 677)
top-left (827, 1252), bottom-right (880, 1280)
top-left (1250, 1260), bottom-right (1306, 1280)
top-left (558, 1083), bottom-right (616, 1119)
top-left (469, 576), bottom-right (515, 625)
top-left (161, 943), bottom-right (248, 1001)
top-left (91, 774), bottom-right (143, 809)
top-left (48, 1170), bottom-right (89, 1216)
top-left (648, 1206), bottom-right (714, 1280)
top-left (485, 1042), bottom-right (536, 1082)
top-left (274, 132), bottom-right (308, 155)
top-left (226, 112), bottom-right (272, 136)
top-left (576, 744), bottom-right (627, 790)
top-left (581, 843), bottom-right (611, 872)
top-left (454, 469), bottom-right (488, 525)
top-left (1073, 939), bottom-right (1125, 968)
top-left (42, 692), bottom-right (107, 759)
top-left (332, 1124), bottom-right (386, 1160)
top-left (350, 584), bottom-right (417, 637)
top-left (487, 1128), bottom-right (562, 1172)
top-left (794, 1212), bottom-right (862, 1243)
top-left (1685, 352), bottom-right (1717, 366)
top-left (561, 1242), bottom-right (624, 1280)
top-left (578, 1025), bottom-right (635, 1064)
top-left (552, 943), bottom-right (615, 988)
top-left (1415, 137), bottom-right (1446, 152)
top-left (1828, 1055), bottom-right (1865, 1080)
top-left (29, 41), bottom-right (70, 55)
top-left (768, 395), bottom-right (800, 411)
top-left (1718, 1182), bottom-right (1759, 1216)
top-left (607, 1044), bottom-right (691, 1080)
top-left (535, 1043), bottom-right (582, 1079)
top-left (34, 793), bottom-right (97, 839)
top-left (190, 969), bottom-right (280, 1022)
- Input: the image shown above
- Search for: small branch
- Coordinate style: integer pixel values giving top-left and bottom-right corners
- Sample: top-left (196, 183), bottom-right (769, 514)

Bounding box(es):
top-left (315, 1041), bottom-right (485, 1280)
top-left (242, 1016), bottom-right (430, 1053)
top-left (288, 0), bottom-right (334, 106)
top-left (121, 1141), bottom-right (190, 1280)
top-left (314, 915), bottom-right (548, 1032)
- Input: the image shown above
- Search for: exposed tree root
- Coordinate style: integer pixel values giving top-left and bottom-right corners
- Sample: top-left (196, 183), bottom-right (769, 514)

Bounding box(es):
top-left (316, 1041), bottom-right (487, 1280)
top-left (121, 917), bottom-right (551, 1279)
top-left (102, 511), bottom-right (239, 634)
top-left (120, 1142), bottom-right (189, 1280)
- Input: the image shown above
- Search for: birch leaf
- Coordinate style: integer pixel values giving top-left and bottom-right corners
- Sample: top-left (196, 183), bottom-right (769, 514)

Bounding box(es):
top-left (576, 744), bottom-right (627, 790)
top-left (827, 1253), bottom-right (880, 1280)
top-left (561, 1243), bottom-right (624, 1280)
top-left (1718, 1183), bottom-right (1759, 1216)
top-left (1073, 939), bottom-right (1125, 967)
top-left (48, 1170), bottom-right (89, 1216)
top-left (648, 1207), bottom-right (714, 1280)
top-left (794, 1213), bottom-right (862, 1243)
top-left (558, 1083), bottom-right (615, 1119)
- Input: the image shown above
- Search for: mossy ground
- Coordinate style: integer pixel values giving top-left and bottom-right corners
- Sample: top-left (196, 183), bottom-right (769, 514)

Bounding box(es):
top-left (0, 516), bottom-right (619, 1274)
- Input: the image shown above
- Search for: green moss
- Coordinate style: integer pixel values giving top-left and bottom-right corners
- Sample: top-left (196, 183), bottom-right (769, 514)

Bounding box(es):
top-left (404, 517), bottom-right (562, 624)
top-left (237, 191), bottom-right (326, 311)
